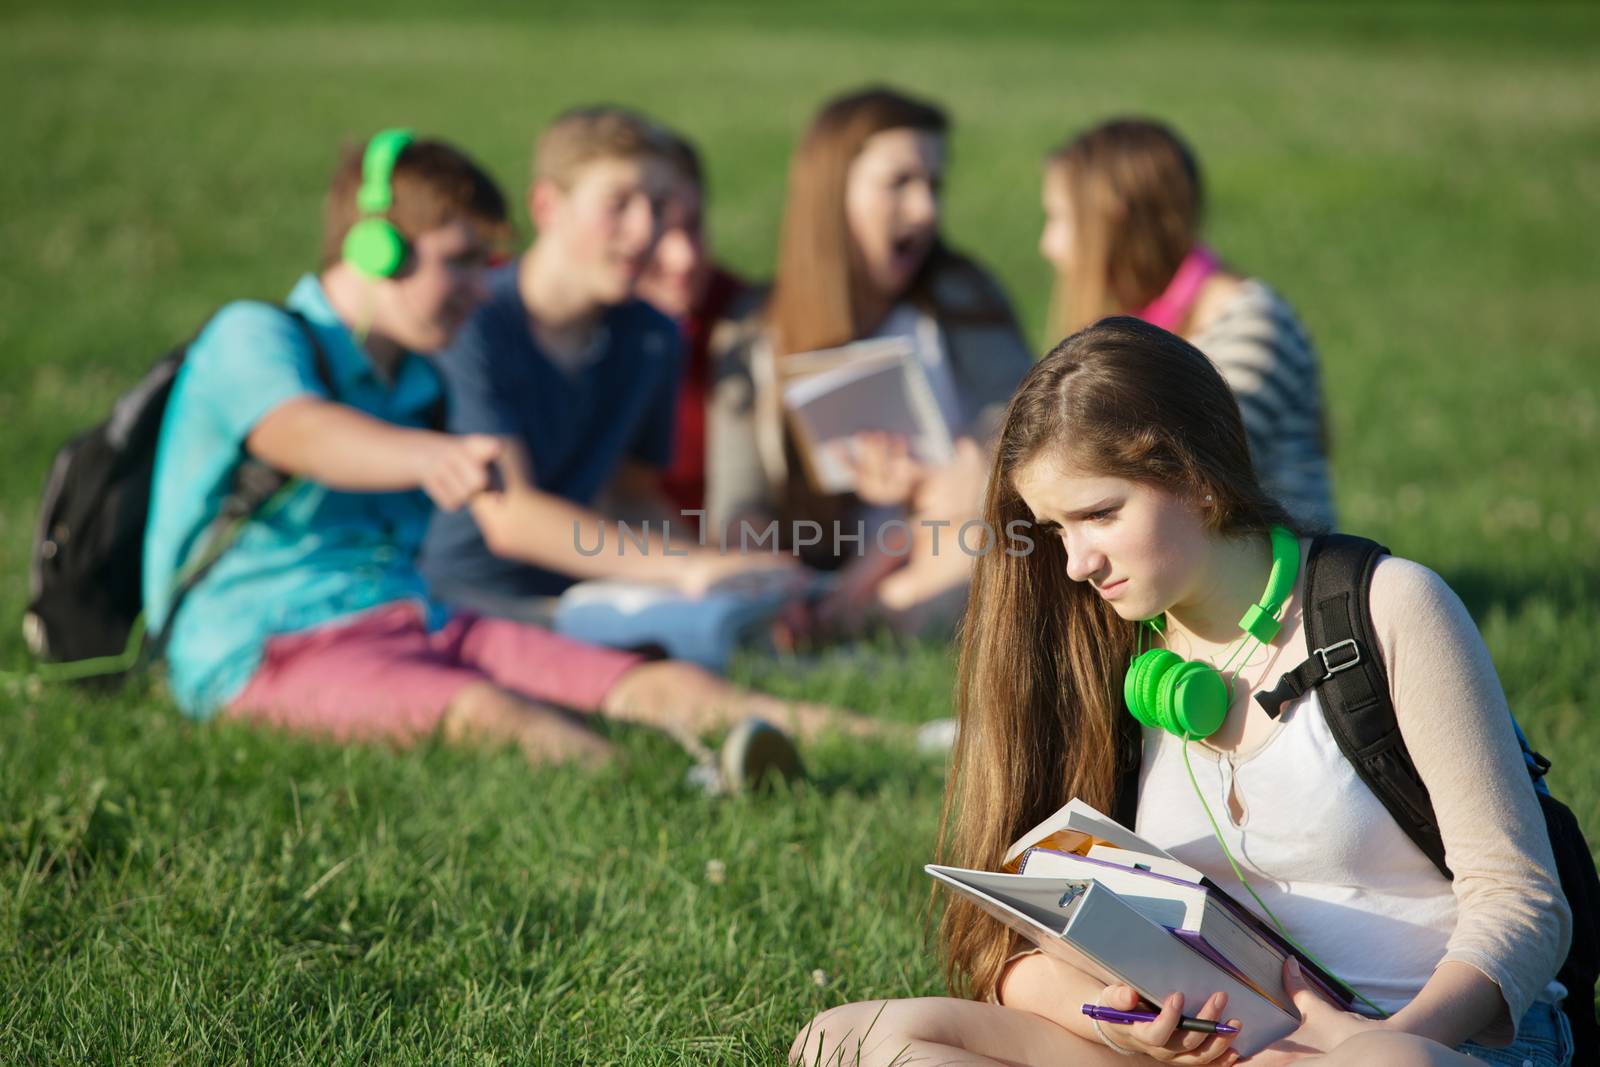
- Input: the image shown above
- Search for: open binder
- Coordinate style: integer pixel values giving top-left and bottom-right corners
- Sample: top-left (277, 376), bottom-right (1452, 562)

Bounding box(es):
top-left (928, 798), bottom-right (1365, 1057)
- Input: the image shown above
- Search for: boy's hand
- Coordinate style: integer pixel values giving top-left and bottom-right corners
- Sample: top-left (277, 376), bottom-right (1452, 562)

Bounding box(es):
top-left (418, 433), bottom-right (503, 512)
top-left (770, 550), bottom-right (901, 650)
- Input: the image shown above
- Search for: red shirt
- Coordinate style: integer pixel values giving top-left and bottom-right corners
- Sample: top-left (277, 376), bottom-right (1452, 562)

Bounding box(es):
top-left (661, 267), bottom-right (746, 529)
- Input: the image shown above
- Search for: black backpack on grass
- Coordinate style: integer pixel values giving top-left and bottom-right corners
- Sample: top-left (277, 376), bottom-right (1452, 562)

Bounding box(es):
top-left (22, 307), bottom-right (330, 680)
top-left (1115, 533), bottom-right (1599, 1052)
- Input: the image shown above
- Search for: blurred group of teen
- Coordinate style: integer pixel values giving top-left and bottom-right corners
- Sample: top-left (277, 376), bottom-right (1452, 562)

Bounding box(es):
top-left (130, 86), bottom-right (1333, 784)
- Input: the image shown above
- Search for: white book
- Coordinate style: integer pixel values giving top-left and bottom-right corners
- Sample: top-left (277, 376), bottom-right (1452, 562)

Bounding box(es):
top-left (1001, 796), bottom-right (1188, 869)
top-left (780, 336), bottom-right (954, 495)
top-left (1085, 844), bottom-right (1206, 882)
top-left (927, 866), bottom-right (1300, 1057)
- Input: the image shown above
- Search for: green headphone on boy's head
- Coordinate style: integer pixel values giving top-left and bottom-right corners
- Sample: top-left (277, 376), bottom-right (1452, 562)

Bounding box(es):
top-left (342, 128), bottom-right (415, 278)
top-left (1123, 524), bottom-right (1300, 740)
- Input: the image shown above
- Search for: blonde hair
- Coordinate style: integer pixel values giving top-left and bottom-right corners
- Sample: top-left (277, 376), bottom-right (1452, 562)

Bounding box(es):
top-left (533, 106), bottom-right (674, 188)
top-left (936, 316), bottom-right (1292, 1000)
top-left (1045, 119), bottom-right (1203, 335)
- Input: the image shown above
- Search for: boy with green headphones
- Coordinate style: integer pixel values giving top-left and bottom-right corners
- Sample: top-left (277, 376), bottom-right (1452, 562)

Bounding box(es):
top-left (141, 129), bottom-right (861, 781)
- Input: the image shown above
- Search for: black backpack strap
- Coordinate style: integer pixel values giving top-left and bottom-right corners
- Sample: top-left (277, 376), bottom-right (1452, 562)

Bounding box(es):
top-left (1266, 535), bottom-right (1600, 1043)
top-left (291, 308), bottom-right (336, 393)
top-left (1279, 533), bottom-right (1453, 880)
top-left (220, 307), bottom-right (334, 514)
top-left (147, 307), bottom-right (333, 659)
top-left (422, 369), bottom-right (449, 431)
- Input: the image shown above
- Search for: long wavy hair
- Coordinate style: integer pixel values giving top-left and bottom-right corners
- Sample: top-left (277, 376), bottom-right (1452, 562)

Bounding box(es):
top-left (1045, 118), bottom-right (1204, 335)
top-left (935, 316), bottom-right (1292, 1000)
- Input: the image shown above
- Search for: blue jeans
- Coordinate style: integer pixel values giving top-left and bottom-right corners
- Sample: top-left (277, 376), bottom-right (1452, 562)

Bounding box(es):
top-left (1457, 1001), bottom-right (1574, 1067)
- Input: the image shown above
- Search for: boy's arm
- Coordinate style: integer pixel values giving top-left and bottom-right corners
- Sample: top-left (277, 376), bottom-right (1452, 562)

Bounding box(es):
top-left (246, 396), bottom-right (499, 511)
top-left (469, 445), bottom-right (792, 594)
top-left (594, 460), bottom-right (679, 525)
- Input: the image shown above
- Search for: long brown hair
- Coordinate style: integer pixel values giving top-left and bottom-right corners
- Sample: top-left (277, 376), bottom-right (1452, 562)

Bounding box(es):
top-left (936, 316), bottom-right (1292, 1000)
top-left (1045, 119), bottom-right (1204, 334)
top-left (767, 86), bottom-right (949, 357)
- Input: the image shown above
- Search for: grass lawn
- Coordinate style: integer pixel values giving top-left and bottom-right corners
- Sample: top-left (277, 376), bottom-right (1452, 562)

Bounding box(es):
top-left (2, 2), bottom-right (1597, 1062)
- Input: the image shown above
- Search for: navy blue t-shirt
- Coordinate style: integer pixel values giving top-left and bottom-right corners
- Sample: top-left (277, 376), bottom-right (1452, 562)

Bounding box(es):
top-left (420, 262), bottom-right (682, 598)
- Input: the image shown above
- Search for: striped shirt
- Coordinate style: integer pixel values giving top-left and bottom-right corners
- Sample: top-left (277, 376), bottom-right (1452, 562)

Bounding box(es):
top-left (1191, 280), bottom-right (1337, 531)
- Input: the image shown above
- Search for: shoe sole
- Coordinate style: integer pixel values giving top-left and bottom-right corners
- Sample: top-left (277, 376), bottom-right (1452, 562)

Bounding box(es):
top-left (720, 718), bottom-right (804, 794)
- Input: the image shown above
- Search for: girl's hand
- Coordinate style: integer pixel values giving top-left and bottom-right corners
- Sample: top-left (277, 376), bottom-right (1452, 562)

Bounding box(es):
top-left (1244, 958), bottom-right (1388, 1065)
top-left (848, 432), bottom-right (924, 506)
top-left (911, 436), bottom-right (988, 522)
top-left (769, 552), bottom-right (903, 651)
top-left (1094, 985), bottom-right (1242, 1065)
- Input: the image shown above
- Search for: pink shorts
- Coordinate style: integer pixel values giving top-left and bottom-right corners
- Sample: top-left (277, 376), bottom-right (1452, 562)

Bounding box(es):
top-left (228, 602), bottom-right (644, 742)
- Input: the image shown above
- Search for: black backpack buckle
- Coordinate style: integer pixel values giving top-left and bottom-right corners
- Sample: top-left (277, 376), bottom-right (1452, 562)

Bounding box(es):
top-left (1315, 638), bottom-right (1362, 680)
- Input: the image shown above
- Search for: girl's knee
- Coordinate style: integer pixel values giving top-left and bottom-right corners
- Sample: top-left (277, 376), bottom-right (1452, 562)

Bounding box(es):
top-left (792, 1001), bottom-right (882, 1065)
top-left (443, 682), bottom-right (612, 766)
top-left (790, 999), bottom-right (945, 1067)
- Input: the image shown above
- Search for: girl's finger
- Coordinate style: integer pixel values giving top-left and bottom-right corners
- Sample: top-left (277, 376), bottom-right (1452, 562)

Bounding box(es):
top-left (1134, 992), bottom-right (1183, 1049)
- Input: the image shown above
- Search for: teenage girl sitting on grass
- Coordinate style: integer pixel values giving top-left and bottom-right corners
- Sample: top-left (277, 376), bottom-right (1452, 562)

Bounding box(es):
top-left (707, 86), bottom-right (1035, 642)
top-left (793, 317), bottom-right (1571, 1066)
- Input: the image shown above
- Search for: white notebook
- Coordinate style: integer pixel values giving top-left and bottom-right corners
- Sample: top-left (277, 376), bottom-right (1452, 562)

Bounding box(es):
top-left (780, 335), bottom-right (954, 494)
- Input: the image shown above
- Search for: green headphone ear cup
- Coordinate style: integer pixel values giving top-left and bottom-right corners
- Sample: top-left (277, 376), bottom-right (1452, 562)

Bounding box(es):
top-left (343, 217), bottom-right (408, 278)
top-left (1160, 660), bottom-right (1229, 739)
top-left (1125, 648), bottom-right (1181, 728)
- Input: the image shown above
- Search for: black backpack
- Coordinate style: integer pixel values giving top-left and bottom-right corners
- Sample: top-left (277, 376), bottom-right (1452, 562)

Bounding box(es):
top-left (23, 307), bottom-right (330, 680)
top-left (1114, 533), bottom-right (1598, 1054)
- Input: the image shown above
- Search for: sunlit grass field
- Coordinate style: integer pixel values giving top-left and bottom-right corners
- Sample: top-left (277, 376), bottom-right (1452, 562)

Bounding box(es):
top-left (1, 2), bottom-right (1597, 1061)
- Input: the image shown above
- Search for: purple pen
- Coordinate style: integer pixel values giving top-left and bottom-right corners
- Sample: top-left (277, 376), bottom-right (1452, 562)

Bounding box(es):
top-left (1081, 1004), bottom-right (1241, 1035)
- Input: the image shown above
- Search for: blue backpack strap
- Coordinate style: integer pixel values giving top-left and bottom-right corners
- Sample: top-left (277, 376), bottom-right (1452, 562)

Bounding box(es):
top-left (1511, 717), bottom-right (1552, 796)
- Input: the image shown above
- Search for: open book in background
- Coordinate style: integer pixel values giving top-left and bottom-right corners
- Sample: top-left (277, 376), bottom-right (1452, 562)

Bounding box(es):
top-left (928, 798), bottom-right (1363, 1058)
top-left (779, 333), bottom-right (954, 495)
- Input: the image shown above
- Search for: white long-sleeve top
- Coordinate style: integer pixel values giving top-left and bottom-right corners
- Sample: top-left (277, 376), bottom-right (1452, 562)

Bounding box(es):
top-left (1136, 555), bottom-right (1571, 1044)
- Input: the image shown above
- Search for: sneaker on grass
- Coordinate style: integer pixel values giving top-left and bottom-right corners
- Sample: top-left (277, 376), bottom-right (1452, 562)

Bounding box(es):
top-left (684, 717), bottom-right (804, 796)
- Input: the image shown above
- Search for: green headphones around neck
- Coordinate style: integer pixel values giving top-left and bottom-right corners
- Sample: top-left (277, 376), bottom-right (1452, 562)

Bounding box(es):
top-left (342, 128), bottom-right (415, 278)
top-left (1123, 524), bottom-right (1300, 740)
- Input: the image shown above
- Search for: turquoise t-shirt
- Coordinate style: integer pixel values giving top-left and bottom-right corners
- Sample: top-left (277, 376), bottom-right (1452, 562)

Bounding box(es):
top-left (141, 274), bottom-right (449, 718)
